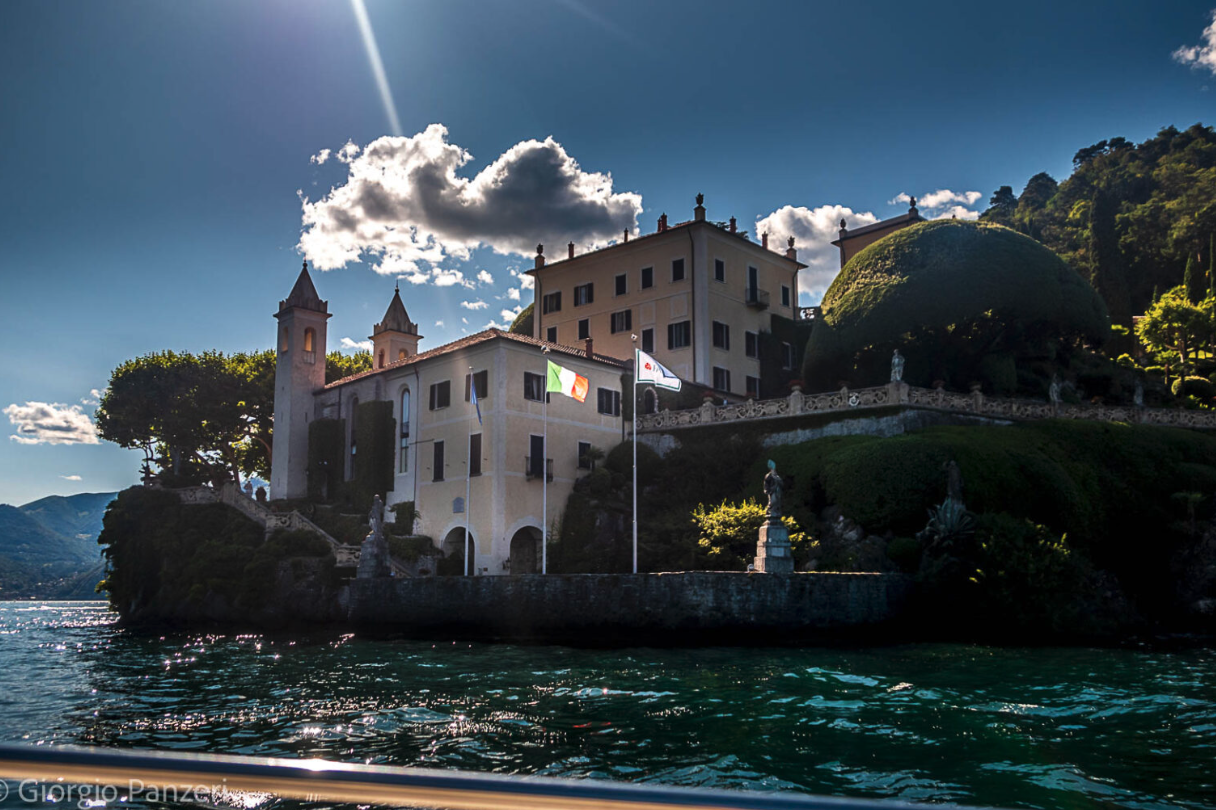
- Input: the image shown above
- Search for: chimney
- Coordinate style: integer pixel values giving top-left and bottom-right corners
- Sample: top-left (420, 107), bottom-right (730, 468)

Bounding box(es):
top-left (623, 228), bottom-right (629, 242)
top-left (535, 244), bottom-right (545, 269)
top-left (785, 236), bottom-right (797, 261)
top-left (568, 241), bottom-right (575, 259)
top-left (729, 216), bottom-right (737, 233)
top-left (658, 213), bottom-right (668, 232)
top-left (761, 231), bottom-right (769, 250)
top-left (584, 337), bottom-right (594, 357)
top-left (694, 193), bottom-right (705, 222)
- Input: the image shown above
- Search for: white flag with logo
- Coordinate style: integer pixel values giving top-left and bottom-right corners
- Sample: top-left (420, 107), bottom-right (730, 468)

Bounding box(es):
top-left (635, 348), bottom-right (682, 391)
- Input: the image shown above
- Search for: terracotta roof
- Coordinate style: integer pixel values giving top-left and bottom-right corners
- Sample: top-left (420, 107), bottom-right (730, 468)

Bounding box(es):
top-left (831, 211), bottom-right (924, 245)
top-left (528, 219), bottom-right (807, 274)
top-left (373, 288), bottom-right (419, 336)
top-left (278, 261), bottom-right (328, 315)
top-left (323, 329), bottom-right (627, 390)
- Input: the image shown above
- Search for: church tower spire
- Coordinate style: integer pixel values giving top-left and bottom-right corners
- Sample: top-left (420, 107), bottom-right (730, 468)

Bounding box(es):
top-left (270, 260), bottom-right (331, 500)
top-left (370, 286), bottom-right (423, 368)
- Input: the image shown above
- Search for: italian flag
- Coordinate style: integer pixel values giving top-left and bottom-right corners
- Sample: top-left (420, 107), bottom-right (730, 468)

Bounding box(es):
top-left (546, 359), bottom-right (589, 403)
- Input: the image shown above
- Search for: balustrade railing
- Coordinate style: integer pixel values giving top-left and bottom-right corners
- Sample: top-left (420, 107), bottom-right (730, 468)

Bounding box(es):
top-left (636, 382), bottom-right (1216, 432)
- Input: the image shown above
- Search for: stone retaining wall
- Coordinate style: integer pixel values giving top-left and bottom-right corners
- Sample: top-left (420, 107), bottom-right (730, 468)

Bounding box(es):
top-left (348, 571), bottom-right (913, 644)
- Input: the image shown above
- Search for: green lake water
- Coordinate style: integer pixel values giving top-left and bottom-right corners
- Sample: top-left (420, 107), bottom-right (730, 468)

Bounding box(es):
top-left (0, 602), bottom-right (1213, 809)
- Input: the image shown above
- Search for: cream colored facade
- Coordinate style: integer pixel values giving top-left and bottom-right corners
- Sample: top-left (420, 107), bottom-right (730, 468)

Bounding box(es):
top-left (529, 201), bottom-right (804, 398)
top-left (272, 267), bottom-right (626, 575)
top-left (830, 202), bottom-right (924, 268)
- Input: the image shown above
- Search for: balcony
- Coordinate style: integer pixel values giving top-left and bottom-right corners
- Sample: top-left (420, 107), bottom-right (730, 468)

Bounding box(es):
top-left (302, 350), bottom-right (316, 365)
top-left (525, 456), bottom-right (554, 482)
top-left (744, 286), bottom-right (770, 310)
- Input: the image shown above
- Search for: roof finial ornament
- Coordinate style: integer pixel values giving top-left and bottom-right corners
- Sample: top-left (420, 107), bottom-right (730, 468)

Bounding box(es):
top-left (788, 235), bottom-right (795, 249)
top-left (840, 218), bottom-right (847, 230)
top-left (909, 196), bottom-right (918, 213)
top-left (696, 192), bottom-right (704, 206)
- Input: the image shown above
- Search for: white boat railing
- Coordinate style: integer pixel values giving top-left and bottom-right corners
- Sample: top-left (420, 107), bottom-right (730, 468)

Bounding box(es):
top-left (0, 744), bottom-right (971, 810)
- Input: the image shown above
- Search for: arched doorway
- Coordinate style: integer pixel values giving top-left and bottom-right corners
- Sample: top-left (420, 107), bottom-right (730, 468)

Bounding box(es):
top-left (440, 527), bottom-right (472, 576)
top-left (642, 388), bottom-right (658, 415)
top-left (509, 526), bottom-right (541, 575)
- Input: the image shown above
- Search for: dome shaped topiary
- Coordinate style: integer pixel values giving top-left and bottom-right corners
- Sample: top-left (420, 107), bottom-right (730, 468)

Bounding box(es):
top-left (805, 221), bottom-right (1110, 373)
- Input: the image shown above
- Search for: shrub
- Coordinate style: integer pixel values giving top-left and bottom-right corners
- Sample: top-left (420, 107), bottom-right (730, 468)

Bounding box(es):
top-left (387, 535), bottom-right (437, 562)
top-left (886, 537), bottom-right (922, 573)
top-left (691, 499), bottom-right (807, 571)
top-left (1172, 376), bottom-right (1216, 399)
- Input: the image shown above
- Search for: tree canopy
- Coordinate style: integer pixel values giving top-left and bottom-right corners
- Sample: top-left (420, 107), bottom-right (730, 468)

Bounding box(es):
top-left (96, 349), bottom-right (370, 485)
top-left (803, 221), bottom-right (1109, 389)
top-left (509, 302), bottom-right (534, 335)
top-left (980, 123), bottom-right (1216, 323)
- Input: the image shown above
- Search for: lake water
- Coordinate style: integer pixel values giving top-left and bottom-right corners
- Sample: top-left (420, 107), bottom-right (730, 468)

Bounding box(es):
top-left (0, 601), bottom-right (1213, 809)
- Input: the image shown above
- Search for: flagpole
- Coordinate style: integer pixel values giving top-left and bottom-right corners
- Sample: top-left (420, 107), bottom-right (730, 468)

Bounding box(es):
top-left (542, 347), bottom-right (549, 576)
top-left (631, 341), bottom-right (638, 574)
top-left (465, 365), bottom-right (473, 577)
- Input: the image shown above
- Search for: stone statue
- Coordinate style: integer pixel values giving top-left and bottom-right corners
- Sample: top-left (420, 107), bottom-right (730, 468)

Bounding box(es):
top-left (891, 349), bottom-right (905, 382)
top-left (1134, 379), bottom-right (1145, 408)
top-left (1049, 374), bottom-right (1061, 406)
top-left (763, 460), bottom-right (783, 520)
top-left (944, 460), bottom-right (963, 504)
top-left (369, 494), bottom-right (385, 539)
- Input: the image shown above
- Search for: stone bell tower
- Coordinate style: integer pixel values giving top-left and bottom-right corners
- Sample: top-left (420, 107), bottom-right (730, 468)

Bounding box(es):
top-left (370, 284), bottom-right (422, 368)
top-left (270, 261), bottom-right (330, 500)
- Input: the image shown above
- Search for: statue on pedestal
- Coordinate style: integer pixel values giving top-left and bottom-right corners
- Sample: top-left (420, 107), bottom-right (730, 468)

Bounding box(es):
top-left (1134, 379), bottom-right (1145, 408)
top-left (891, 349), bottom-right (905, 383)
top-left (763, 460), bottom-right (783, 521)
top-left (945, 460), bottom-right (963, 504)
top-left (358, 494), bottom-right (391, 579)
top-left (1049, 374), bottom-right (1062, 406)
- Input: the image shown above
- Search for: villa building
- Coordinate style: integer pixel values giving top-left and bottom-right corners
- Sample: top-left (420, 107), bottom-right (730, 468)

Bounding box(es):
top-left (270, 265), bottom-right (626, 574)
top-left (528, 195), bottom-right (806, 401)
top-left (830, 198), bottom-right (924, 268)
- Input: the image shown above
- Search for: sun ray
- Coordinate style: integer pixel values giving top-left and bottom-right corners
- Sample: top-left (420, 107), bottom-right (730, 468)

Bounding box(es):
top-left (349, 0), bottom-right (402, 136)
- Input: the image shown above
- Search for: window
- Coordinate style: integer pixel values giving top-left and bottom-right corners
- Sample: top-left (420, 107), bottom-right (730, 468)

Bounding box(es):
top-left (546, 326), bottom-right (557, 343)
top-left (349, 397), bottom-right (359, 466)
top-left (781, 285), bottom-right (791, 307)
top-left (524, 371), bottom-right (546, 402)
top-left (713, 367), bottom-right (731, 392)
top-left (377, 349), bottom-right (385, 368)
top-left (714, 258), bottom-right (725, 283)
top-left (433, 441), bottom-right (445, 482)
top-left (745, 331), bottom-right (758, 358)
top-left (610, 309), bottom-right (632, 334)
top-left (528, 435), bottom-right (546, 479)
top-left (469, 433), bottom-right (482, 477)
top-left (303, 328), bottom-right (315, 352)
top-left (574, 283), bottom-right (594, 306)
top-left (781, 341), bottom-right (794, 370)
top-left (464, 369), bottom-right (488, 401)
top-left (641, 327), bottom-right (654, 354)
top-left (578, 440), bottom-right (593, 470)
top-left (398, 348), bottom-right (407, 361)
top-left (597, 387), bottom-right (621, 416)
top-left (671, 258), bottom-right (685, 282)
top-left (712, 321), bottom-right (730, 351)
top-left (429, 381), bottom-right (451, 410)
top-left (280, 326), bottom-right (289, 353)
top-left (399, 389), bottom-right (411, 473)
top-left (641, 266), bottom-right (653, 289)
top-left (578, 319), bottom-right (590, 340)
top-left (542, 291), bottom-right (562, 314)
top-left (746, 376), bottom-right (761, 399)
top-left (615, 273), bottom-right (627, 296)
top-left (667, 320), bottom-right (691, 350)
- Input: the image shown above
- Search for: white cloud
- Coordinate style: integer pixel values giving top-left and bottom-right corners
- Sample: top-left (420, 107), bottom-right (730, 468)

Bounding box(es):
top-left (754, 204), bottom-right (879, 304)
top-left (461, 317), bottom-right (469, 325)
top-left (60, 475), bottom-right (82, 481)
top-left (476, 269), bottom-right (494, 286)
top-left (500, 304), bottom-right (523, 323)
top-left (930, 205), bottom-right (981, 221)
top-left (506, 287), bottom-right (521, 301)
top-left (310, 148), bottom-right (331, 165)
top-left (435, 320), bottom-right (445, 328)
top-left (339, 337), bottom-right (373, 352)
top-left (890, 189), bottom-right (983, 219)
top-left (4, 402), bottom-right (99, 445)
top-left (1174, 11), bottom-right (1216, 75)
top-left (298, 124), bottom-right (642, 282)
top-left (461, 299), bottom-right (489, 310)
top-left (510, 266), bottom-right (534, 289)
top-left (80, 388), bottom-right (104, 406)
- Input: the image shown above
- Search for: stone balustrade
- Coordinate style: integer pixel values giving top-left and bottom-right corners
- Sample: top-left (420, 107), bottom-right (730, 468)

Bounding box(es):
top-left (637, 381), bottom-right (1216, 432)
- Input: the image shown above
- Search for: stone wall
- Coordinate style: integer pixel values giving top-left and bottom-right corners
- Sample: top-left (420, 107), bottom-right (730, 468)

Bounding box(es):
top-left (348, 571), bottom-right (913, 644)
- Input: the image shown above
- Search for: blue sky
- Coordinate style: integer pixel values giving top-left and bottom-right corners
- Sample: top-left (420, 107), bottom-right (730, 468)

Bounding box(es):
top-left (2, 0), bottom-right (1215, 505)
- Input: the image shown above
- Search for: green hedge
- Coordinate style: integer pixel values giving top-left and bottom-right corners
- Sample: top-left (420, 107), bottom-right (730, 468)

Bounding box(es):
top-left (307, 418), bottom-right (345, 502)
top-left (351, 400), bottom-right (395, 511)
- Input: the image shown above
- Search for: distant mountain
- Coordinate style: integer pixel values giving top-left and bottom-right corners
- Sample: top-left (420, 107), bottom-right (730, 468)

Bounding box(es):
top-left (0, 491), bottom-right (116, 599)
